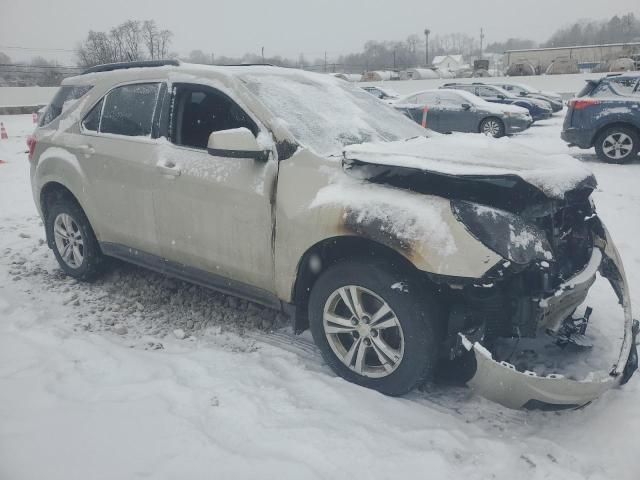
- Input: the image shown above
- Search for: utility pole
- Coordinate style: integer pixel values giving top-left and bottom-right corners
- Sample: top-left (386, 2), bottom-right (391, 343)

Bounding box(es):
top-left (393, 48), bottom-right (397, 69)
top-left (424, 29), bottom-right (430, 67)
top-left (261, 46), bottom-right (265, 63)
top-left (479, 28), bottom-right (485, 59)
top-left (324, 51), bottom-right (327, 72)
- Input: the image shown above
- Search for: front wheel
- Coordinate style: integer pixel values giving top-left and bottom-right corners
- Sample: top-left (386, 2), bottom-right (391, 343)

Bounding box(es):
top-left (480, 117), bottom-right (505, 138)
top-left (308, 260), bottom-right (443, 396)
top-left (594, 126), bottom-right (639, 164)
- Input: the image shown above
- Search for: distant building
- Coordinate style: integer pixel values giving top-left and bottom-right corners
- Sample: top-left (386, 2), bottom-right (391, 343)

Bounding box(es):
top-left (505, 42), bottom-right (640, 73)
top-left (431, 55), bottom-right (465, 71)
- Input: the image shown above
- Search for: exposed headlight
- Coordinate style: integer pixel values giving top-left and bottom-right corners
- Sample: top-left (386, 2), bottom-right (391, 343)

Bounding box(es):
top-left (451, 200), bottom-right (553, 264)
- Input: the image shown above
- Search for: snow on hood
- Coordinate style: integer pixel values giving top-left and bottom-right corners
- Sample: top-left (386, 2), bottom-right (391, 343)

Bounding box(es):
top-left (343, 134), bottom-right (594, 199)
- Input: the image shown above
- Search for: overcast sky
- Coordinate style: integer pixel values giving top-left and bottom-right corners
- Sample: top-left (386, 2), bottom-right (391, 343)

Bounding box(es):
top-left (1, 0), bottom-right (639, 64)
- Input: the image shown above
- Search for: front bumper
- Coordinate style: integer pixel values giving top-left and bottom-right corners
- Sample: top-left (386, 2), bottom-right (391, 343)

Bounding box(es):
top-left (461, 227), bottom-right (638, 410)
top-left (531, 110), bottom-right (553, 122)
top-left (505, 116), bottom-right (533, 134)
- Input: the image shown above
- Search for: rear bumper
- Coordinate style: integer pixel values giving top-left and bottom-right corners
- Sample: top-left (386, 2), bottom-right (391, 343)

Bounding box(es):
top-left (561, 127), bottom-right (595, 149)
top-left (461, 226), bottom-right (637, 410)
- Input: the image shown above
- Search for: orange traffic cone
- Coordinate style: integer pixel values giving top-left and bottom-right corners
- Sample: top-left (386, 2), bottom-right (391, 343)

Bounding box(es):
top-left (32, 112), bottom-right (38, 124)
top-left (0, 123), bottom-right (8, 140)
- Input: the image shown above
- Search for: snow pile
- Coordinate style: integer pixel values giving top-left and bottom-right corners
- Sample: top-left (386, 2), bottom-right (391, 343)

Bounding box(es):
top-left (344, 134), bottom-right (594, 199)
top-left (1, 114), bottom-right (640, 479)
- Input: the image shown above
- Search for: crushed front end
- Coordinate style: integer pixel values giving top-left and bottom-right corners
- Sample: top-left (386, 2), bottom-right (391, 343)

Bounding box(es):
top-left (443, 187), bottom-right (638, 410)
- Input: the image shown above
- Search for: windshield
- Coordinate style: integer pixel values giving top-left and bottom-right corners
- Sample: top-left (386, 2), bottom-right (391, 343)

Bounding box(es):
top-left (240, 70), bottom-right (427, 156)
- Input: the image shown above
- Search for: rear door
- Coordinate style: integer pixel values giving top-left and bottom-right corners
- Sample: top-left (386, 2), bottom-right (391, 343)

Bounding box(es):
top-left (79, 81), bottom-right (164, 255)
top-left (152, 82), bottom-right (278, 294)
top-left (412, 92), bottom-right (443, 131)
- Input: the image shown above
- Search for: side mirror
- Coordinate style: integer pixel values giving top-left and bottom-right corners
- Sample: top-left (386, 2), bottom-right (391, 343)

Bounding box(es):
top-left (207, 127), bottom-right (269, 161)
top-left (497, 94), bottom-right (506, 100)
top-left (519, 91), bottom-right (527, 97)
top-left (461, 103), bottom-right (472, 110)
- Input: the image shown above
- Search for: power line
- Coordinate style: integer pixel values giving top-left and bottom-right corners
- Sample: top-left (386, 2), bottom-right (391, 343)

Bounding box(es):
top-left (0, 45), bottom-right (75, 53)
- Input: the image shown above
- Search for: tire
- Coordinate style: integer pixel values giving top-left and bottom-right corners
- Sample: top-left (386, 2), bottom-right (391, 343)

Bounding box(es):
top-left (595, 126), bottom-right (639, 164)
top-left (480, 117), bottom-right (505, 138)
top-left (308, 260), bottom-right (443, 396)
top-left (45, 198), bottom-right (105, 281)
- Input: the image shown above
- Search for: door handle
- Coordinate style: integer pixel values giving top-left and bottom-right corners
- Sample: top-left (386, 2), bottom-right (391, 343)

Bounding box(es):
top-left (156, 161), bottom-right (181, 177)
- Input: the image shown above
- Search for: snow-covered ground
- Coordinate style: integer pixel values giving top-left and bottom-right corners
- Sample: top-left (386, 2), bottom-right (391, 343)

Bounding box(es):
top-left (1, 114), bottom-right (639, 480)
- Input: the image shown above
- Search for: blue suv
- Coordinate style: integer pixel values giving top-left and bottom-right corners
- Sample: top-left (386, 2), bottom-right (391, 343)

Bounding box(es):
top-left (561, 73), bottom-right (640, 163)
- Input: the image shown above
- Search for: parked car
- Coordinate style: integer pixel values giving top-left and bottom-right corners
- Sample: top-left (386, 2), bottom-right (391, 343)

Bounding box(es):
top-left (442, 83), bottom-right (553, 121)
top-left (575, 72), bottom-right (640, 98)
top-left (562, 74), bottom-right (640, 163)
top-left (361, 85), bottom-right (400, 103)
top-left (491, 82), bottom-right (564, 112)
top-left (29, 61), bottom-right (637, 409)
top-left (394, 88), bottom-right (532, 137)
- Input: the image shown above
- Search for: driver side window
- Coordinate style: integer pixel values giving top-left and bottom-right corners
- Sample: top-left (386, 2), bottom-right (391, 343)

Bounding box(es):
top-left (170, 84), bottom-right (258, 150)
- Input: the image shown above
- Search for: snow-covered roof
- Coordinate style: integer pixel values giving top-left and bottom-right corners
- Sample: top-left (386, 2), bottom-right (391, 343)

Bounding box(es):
top-left (432, 55), bottom-right (464, 65)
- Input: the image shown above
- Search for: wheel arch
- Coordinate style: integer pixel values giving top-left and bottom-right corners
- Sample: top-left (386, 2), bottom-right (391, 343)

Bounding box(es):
top-left (290, 235), bottom-right (420, 333)
top-left (592, 121), bottom-right (640, 148)
top-left (40, 181), bottom-right (86, 248)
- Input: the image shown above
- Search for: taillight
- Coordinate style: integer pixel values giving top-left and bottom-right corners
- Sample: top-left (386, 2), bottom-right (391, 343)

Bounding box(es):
top-left (26, 135), bottom-right (36, 161)
top-left (569, 98), bottom-right (601, 110)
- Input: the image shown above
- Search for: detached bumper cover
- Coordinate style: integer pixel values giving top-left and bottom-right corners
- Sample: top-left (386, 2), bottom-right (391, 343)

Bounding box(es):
top-left (461, 227), bottom-right (638, 410)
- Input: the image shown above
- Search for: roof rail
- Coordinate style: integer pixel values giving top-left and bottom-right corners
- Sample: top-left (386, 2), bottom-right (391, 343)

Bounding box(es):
top-left (82, 59), bottom-right (180, 75)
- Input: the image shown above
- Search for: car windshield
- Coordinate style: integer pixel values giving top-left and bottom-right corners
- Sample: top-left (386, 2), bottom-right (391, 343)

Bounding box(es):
top-left (240, 70), bottom-right (427, 156)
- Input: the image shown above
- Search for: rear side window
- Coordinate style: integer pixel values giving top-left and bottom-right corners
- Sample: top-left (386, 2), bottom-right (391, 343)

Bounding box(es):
top-left (40, 85), bottom-right (93, 126)
top-left (590, 78), bottom-right (639, 98)
top-left (100, 83), bottom-right (160, 137)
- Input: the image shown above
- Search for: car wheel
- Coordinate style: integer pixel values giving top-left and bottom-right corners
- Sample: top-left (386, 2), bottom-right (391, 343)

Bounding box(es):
top-left (480, 117), bottom-right (505, 138)
top-left (595, 126), bottom-right (639, 164)
top-left (46, 198), bottom-right (105, 281)
top-left (308, 260), bottom-right (443, 396)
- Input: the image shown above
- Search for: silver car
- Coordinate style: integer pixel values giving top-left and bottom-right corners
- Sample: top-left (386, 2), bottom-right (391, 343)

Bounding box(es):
top-left (28, 61), bottom-right (637, 409)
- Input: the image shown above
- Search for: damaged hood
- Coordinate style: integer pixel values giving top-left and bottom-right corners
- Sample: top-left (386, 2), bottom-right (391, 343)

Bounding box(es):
top-left (343, 135), bottom-right (596, 202)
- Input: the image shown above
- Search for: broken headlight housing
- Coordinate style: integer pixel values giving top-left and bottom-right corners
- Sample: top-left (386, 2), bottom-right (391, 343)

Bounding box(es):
top-left (451, 200), bottom-right (553, 265)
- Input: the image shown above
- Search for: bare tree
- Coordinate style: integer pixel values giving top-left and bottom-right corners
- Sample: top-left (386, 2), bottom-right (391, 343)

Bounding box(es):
top-left (76, 20), bottom-right (172, 67)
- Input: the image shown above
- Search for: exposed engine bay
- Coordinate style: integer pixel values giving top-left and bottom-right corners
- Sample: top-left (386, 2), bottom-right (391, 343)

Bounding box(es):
top-left (344, 157), bottom-right (638, 409)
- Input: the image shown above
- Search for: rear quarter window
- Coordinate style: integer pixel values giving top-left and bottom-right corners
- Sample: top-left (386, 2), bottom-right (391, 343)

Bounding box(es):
top-left (39, 85), bottom-right (93, 126)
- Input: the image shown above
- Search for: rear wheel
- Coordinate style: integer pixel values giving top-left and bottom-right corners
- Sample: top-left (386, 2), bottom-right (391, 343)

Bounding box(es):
top-left (595, 126), bottom-right (639, 164)
top-left (308, 260), bottom-right (442, 396)
top-left (46, 198), bottom-right (105, 281)
top-left (480, 117), bottom-right (505, 138)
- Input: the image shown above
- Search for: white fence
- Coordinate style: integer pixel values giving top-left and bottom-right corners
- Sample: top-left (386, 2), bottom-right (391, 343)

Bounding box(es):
top-left (0, 87), bottom-right (59, 108)
top-left (0, 72), bottom-right (609, 109)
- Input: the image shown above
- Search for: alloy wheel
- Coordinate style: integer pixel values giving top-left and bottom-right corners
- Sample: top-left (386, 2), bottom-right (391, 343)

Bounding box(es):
top-left (482, 120), bottom-right (500, 137)
top-left (53, 213), bottom-right (85, 269)
top-left (323, 285), bottom-right (404, 378)
top-left (602, 132), bottom-right (633, 160)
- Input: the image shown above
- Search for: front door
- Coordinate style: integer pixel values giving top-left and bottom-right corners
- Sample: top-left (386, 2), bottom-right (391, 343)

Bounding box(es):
top-left (152, 83), bottom-right (278, 294)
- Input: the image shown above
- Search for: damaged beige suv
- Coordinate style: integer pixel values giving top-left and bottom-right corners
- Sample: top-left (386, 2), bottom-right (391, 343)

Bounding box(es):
top-left (30, 60), bottom-right (637, 409)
